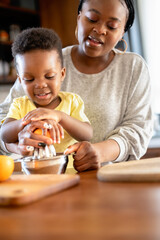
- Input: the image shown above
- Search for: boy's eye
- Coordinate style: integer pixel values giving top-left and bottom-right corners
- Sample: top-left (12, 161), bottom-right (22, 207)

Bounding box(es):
top-left (46, 74), bottom-right (56, 80)
top-left (23, 78), bottom-right (34, 82)
top-left (46, 76), bottom-right (54, 79)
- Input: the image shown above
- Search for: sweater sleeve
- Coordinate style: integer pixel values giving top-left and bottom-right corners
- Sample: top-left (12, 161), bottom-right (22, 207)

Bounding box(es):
top-left (107, 56), bottom-right (153, 162)
top-left (0, 79), bottom-right (25, 154)
top-left (0, 79), bottom-right (24, 122)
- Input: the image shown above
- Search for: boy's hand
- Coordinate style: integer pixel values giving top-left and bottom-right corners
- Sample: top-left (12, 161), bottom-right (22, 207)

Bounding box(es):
top-left (34, 120), bottom-right (64, 144)
top-left (22, 108), bottom-right (62, 125)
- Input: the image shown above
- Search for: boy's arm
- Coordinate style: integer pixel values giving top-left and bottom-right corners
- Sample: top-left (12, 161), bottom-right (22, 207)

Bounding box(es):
top-left (59, 112), bottom-right (93, 141)
top-left (22, 109), bottom-right (93, 141)
top-left (1, 118), bottom-right (24, 143)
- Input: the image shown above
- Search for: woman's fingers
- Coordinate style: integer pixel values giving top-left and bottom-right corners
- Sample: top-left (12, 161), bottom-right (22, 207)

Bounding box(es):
top-left (19, 134), bottom-right (46, 148)
top-left (18, 144), bottom-right (34, 156)
top-left (73, 161), bottom-right (98, 172)
top-left (64, 142), bottom-right (82, 154)
top-left (65, 141), bottom-right (101, 172)
top-left (18, 124), bottom-right (53, 146)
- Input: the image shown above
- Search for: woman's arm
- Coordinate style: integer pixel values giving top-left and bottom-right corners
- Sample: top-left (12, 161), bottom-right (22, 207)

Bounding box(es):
top-left (0, 79), bottom-right (25, 153)
top-left (65, 140), bottom-right (120, 172)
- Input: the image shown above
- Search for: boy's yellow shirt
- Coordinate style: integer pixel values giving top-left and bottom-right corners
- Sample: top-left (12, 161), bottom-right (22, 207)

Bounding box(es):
top-left (3, 91), bottom-right (90, 169)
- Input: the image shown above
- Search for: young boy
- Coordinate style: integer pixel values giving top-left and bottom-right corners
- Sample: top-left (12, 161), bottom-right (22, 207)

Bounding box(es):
top-left (0, 27), bottom-right (93, 168)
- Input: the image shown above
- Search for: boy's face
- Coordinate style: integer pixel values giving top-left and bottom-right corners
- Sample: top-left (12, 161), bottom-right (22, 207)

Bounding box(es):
top-left (16, 49), bottom-right (65, 108)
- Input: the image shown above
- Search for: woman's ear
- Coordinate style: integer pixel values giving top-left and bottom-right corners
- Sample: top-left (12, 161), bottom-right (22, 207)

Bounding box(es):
top-left (77, 11), bottom-right (81, 21)
top-left (76, 12), bottom-right (82, 40)
top-left (120, 31), bottom-right (125, 41)
top-left (61, 67), bottom-right (66, 82)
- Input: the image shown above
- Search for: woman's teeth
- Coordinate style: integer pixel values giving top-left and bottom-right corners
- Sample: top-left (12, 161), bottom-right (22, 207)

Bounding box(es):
top-left (86, 36), bottom-right (104, 48)
top-left (88, 36), bottom-right (103, 44)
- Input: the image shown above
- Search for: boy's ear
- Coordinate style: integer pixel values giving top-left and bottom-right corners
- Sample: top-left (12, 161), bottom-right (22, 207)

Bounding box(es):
top-left (17, 74), bottom-right (21, 83)
top-left (61, 67), bottom-right (66, 82)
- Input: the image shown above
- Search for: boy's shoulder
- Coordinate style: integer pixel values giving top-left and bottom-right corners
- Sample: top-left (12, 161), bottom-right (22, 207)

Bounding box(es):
top-left (13, 95), bottom-right (29, 103)
top-left (12, 96), bottom-right (34, 108)
top-left (59, 91), bottom-right (83, 102)
top-left (59, 91), bottom-right (81, 98)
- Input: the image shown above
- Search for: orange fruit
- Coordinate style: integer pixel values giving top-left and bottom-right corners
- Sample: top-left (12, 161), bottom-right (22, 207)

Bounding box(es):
top-left (0, 155), bottom-right (14, 182)
top-left (34, 128), bottom-right (51, 138)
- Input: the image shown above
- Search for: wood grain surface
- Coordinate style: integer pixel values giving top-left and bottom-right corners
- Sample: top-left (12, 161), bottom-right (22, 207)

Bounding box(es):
top-left (1, 170), bottom-right (160, 240)
top-left (97, 157), bottom-right (160, 182)
top-left (0, 174), bottom-right (80, 206)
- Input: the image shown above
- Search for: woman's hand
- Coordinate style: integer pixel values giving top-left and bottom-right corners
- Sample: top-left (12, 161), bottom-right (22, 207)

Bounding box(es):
top-left (65, 141), bottom-right (101, 172)
top-left (17, 121), bottom-right (53, 156)
top-left (65, 139), bottom-right (120, 172)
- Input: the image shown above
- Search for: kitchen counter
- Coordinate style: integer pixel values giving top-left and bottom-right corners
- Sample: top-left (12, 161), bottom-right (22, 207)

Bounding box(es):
top-left (1, 170), bottom-right (160, 240)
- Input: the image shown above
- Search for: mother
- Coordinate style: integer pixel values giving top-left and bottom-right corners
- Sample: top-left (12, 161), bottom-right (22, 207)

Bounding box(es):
top-left (0, 0), bottom-right (152, 172)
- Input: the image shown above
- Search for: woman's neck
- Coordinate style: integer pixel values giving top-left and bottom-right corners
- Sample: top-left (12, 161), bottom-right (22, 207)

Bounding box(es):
top-left (71, 46), bottom-right (115, 74)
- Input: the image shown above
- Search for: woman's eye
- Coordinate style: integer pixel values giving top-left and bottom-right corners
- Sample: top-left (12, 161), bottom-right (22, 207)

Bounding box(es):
top-left (107, 22), bottom-right (119, 31)
top-left (87, 17), bottom-right (97, 23)
top-left (108, 26), bottom-right (117, 30)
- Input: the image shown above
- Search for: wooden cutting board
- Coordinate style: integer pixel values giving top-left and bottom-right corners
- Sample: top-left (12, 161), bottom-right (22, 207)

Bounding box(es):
top-left (0, 174), bottom-right (80, 206)
top-left (97, 157), bottom-right (160, 182)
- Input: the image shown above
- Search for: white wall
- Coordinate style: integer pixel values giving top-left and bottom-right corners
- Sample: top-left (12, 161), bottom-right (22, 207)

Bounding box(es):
top-left (137, 0), bottom-right (160, 113)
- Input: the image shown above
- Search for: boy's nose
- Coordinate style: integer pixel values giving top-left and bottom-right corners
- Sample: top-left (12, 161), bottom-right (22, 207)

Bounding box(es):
top-left (35, 79), bottom-right (48, 88)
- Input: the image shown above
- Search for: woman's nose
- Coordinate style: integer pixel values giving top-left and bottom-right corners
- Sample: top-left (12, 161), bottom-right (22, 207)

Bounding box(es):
top-left (93, 24), bottom-right (107, 35)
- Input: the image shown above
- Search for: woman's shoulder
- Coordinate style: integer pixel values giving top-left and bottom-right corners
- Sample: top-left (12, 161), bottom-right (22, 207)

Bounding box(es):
top-left (114, 48), bottom-right (148, 67)
top-left (62, 45), bottom-right (74, 56)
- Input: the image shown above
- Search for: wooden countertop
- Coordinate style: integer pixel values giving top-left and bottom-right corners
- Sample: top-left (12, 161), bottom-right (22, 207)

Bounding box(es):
top-left (1, 170), bottom-right (160, 240)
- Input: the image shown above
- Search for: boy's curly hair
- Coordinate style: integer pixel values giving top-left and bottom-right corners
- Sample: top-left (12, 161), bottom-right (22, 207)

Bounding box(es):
top-left (12, 27), bottom-right (63, 66)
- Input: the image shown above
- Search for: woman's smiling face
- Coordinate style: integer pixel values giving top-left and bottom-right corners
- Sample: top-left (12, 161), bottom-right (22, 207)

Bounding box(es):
top-left (77, 0), bottom-right (127, 57)
top-left (16, 49), bottom-right (65, 108)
